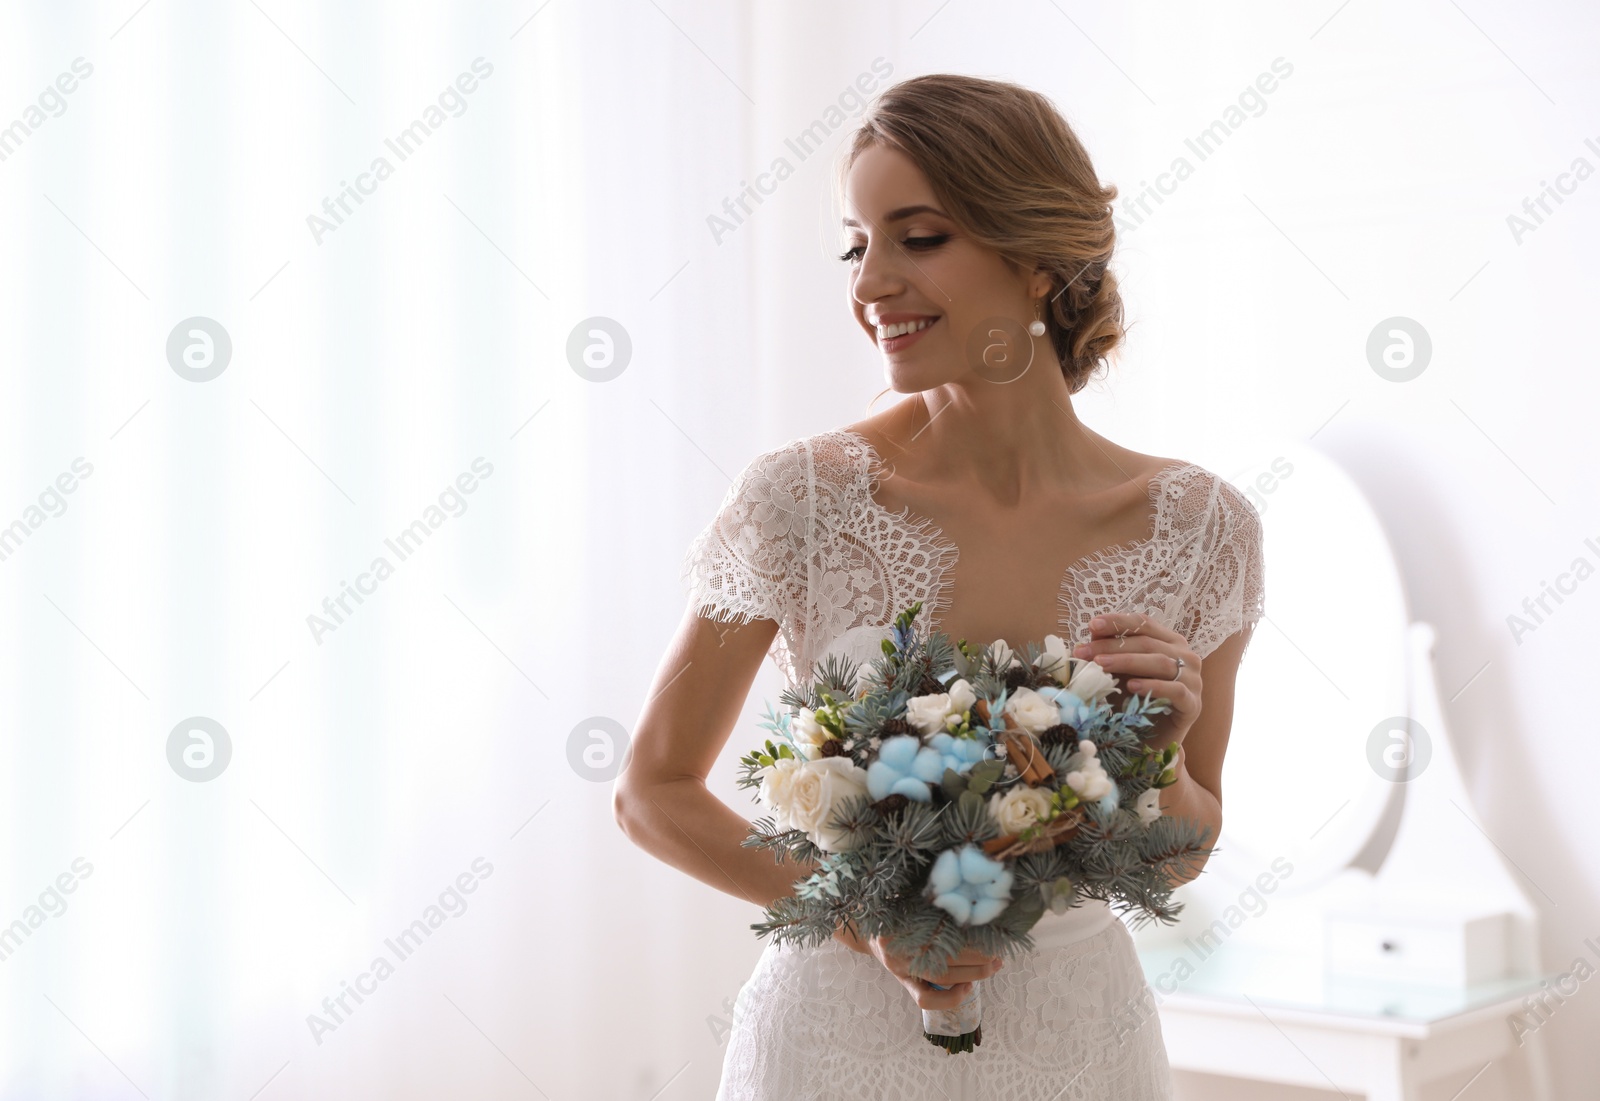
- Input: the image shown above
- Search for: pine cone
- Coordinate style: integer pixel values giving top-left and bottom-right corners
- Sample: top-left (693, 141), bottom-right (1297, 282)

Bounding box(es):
top-left (871, 793), bottom-right (909, 816)
top-left (880, 718), bottom-right (915, 737)
top-left (1039, 723), bottom-right (1078, 747)
top-left (1004, 666), bottom-right (1031, 691)
top-left (917, 673), bottom-right (945, 697)
top-left (819, 739), bottom-right (846, 758)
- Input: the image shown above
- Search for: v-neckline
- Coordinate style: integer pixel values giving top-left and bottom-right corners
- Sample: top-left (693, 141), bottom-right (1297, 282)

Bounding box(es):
top-left (829, 427), bottom-right (1196, 633)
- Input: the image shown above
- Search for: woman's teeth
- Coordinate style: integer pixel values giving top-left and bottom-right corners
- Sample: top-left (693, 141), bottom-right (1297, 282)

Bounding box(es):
top-left (877, 318), bottom-right (935, 339)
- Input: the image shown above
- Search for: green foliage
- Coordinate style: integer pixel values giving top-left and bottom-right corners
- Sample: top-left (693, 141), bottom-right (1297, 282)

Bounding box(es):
top-left (957, 758), bottom-right (1006, 796)
top-left (740, 815), bottom-right (822, 865)
top-left (736, 733), bottom-right (795, 791)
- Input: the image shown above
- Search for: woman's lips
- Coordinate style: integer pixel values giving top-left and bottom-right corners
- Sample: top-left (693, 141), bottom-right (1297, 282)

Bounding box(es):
top-left (878, 316), bottom-right (939, 353)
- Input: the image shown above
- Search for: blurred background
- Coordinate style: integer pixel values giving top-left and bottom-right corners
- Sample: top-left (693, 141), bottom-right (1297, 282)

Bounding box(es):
top-left (1, 1), bottom-right (1596, 1098)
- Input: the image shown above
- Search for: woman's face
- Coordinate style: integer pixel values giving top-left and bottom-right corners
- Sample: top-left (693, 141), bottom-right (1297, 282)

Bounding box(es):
top-left (841, 142), bottom-right (1045, 392)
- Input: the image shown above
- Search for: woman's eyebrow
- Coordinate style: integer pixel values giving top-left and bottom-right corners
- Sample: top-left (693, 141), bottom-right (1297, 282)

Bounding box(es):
top-left (841, 204), bottom-right (949, 228)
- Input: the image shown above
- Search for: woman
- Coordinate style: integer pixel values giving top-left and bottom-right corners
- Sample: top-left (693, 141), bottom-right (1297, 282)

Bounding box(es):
top-left (614, 73), bottom-right (1264, 1100)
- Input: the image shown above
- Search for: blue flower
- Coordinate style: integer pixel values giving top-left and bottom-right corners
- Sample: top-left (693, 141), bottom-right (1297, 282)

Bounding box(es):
top-left (865, 735), bottom-right (945, 802)
top-left (926, 731), bottom-right (992, 775)
top-left (926, 844), bottom-right (1014, 925)
top-left (1037, 685), bottom-right (1096, 730)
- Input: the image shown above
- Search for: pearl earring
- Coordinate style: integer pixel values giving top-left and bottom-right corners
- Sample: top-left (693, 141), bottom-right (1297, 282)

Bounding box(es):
top-left (1027, 298), bottom-right (1046, 337)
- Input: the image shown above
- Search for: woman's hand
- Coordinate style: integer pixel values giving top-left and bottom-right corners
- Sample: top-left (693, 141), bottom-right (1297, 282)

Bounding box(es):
top-left (1074, 612), bottom-right (1201, 755)
top-left (834, 924), bottom-right (1003, 1011)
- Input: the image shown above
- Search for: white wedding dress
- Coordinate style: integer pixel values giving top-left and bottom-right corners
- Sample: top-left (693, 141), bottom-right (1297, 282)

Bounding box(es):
top-left (681, 429), bottom-right (1265, 1101)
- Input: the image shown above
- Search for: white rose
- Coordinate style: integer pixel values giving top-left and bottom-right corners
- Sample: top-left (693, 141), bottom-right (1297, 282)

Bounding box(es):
top-left (791, 708), bottom-right (829, 760)
top-left (903, 680), bottom-right (975, 735)
top-left (1066, 657), bottom-right (1118, 705)
top-left (987, 639), bottom-right (1020, 671)
top-left (756, 756), bottom-right (804, 824)
top-left (1003, 686), bottom-right (1060, 736)
top-left (1135, 786), bottom-right (1163, 825)
top-left (1039, 634), bottom-right (1072, 677)
top-left (905, 692), bottom-right (951, 735)
top-left (783, 757), bottom-right (872, 852)
top-left (989, 786), bottom-right (1054, 834)
top-left (1065, 740), bottom-right (1113, 801)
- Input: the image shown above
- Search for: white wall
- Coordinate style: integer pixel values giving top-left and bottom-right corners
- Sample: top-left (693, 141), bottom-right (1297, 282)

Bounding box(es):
top-left (1, 1), bottom-right (1595, 1098)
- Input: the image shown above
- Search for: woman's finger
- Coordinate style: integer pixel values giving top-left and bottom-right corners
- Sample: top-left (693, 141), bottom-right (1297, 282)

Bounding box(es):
top-left (1089, 650), bottom-right (1192, 682)
top-left (1088, 612), bottom-right (1182, 645)
top-left (1075, 634), bottom-right (1165, 657)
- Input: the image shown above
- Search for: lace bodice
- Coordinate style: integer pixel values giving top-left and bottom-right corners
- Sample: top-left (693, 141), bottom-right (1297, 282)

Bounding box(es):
top-left (680, 428), bottom-right (1264, 693)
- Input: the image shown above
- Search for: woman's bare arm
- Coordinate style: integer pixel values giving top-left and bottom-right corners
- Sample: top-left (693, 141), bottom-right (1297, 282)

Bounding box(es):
top-left (612, 607), bottom-right (819, 909)
top-left (614, 606), bottom-right (1004, 1009)
top-left (1155, 627), bottom-right (1248, 886)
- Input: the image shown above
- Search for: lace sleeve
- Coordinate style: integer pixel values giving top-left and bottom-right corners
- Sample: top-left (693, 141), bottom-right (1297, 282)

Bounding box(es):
top-left (1184, 478), bottom-right (1266, 659)
top-left (678, 443), bottom-right (810, 627)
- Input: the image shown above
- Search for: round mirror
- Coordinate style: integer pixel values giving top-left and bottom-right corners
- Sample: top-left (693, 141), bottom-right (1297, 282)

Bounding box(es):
top-left (1208, 443), bottom-right (1409, 893)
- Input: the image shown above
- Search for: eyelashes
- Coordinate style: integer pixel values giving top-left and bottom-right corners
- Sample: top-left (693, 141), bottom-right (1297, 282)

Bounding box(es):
top-left (838, 234), bottom-right (950, 263)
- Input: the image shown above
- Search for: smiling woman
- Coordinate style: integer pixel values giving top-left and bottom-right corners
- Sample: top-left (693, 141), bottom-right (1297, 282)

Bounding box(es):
top-left (618, 71), bottom-right (1266, 1101)
top-left (834, 73), bottom-right (1125, 394)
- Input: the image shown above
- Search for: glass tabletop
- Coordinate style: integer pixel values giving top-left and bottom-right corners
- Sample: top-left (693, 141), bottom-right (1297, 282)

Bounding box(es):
top-left (1136, 943), bottom-right (1547, 1024)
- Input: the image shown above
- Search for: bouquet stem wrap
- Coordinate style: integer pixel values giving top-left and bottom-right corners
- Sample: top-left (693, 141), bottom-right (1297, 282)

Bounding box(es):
top-left (922, 981), bottom-right (983, 1053)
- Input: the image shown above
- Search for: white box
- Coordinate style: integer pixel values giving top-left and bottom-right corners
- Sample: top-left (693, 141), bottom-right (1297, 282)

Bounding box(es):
top-left (1323, 903), bottom-right (1510, 987)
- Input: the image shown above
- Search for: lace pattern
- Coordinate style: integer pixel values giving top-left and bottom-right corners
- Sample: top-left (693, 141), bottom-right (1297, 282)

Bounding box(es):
top-left (715, 918), bottom-right (1174, 1101)
top-left (681, 429), bottom-right (1265, 692)
top-left (681, 429), bottom-right (1257, 1096)
top-left (1059, 460), bottom-right (1266, 660)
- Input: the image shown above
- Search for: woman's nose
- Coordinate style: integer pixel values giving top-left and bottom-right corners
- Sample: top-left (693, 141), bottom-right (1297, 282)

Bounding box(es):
top-left (852, 241), bottom-right (905, 307)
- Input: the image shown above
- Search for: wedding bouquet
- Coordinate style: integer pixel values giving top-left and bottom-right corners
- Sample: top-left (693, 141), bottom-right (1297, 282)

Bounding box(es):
top-left (737, 601), bottom-right (1214, 1054)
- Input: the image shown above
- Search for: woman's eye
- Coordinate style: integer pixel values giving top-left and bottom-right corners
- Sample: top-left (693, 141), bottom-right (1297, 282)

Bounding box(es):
top-left (837, 234), bottom-right (949, 263)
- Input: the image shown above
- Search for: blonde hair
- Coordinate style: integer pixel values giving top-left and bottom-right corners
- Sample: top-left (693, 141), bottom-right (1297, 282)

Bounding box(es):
top-left (840, 73), bottom-right (1124, 393)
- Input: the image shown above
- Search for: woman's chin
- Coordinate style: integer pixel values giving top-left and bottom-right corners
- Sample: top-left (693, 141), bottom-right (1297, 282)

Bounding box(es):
top-left (883, 358), bottom-right (959, 393)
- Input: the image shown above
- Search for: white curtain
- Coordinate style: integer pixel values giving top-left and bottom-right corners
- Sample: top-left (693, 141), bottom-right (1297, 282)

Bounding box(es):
top-left (3, 2), bottom-right (1596, 1098)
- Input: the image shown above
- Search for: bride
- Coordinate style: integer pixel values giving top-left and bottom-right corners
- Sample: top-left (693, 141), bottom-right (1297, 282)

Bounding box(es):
top-left (614, 73), bottom-right (1264, 1100)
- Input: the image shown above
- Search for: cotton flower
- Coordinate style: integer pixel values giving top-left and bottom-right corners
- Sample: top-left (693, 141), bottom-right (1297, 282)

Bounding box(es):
top-left (905, 678), bottom-right (977, 735)
top-left (926, 844), bottom-right (1014, 925)
top-left (1037, 685), bottom-right (1096, 731)
top-left (989, 786), bottom-right (1054, 834)
top-left (1135, 787), bottom-right (1163, 826)
top-left (757, 755), bottom-right (871, 852)
top-left (1002, 686), bottom-right (1060, 736)
top-left (865, 734), bottom-right (944, 802)
top-left (926, 731), bottom-right (992, 775)
top-left (1064, 740), bottom-right (1114, 801)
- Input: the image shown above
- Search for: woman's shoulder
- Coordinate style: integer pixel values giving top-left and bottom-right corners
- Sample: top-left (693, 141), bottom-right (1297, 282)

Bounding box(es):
top-left (1146, 454), bottom-right (1261, 527)
top-left (727, 426), bottom-right (874, 496)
